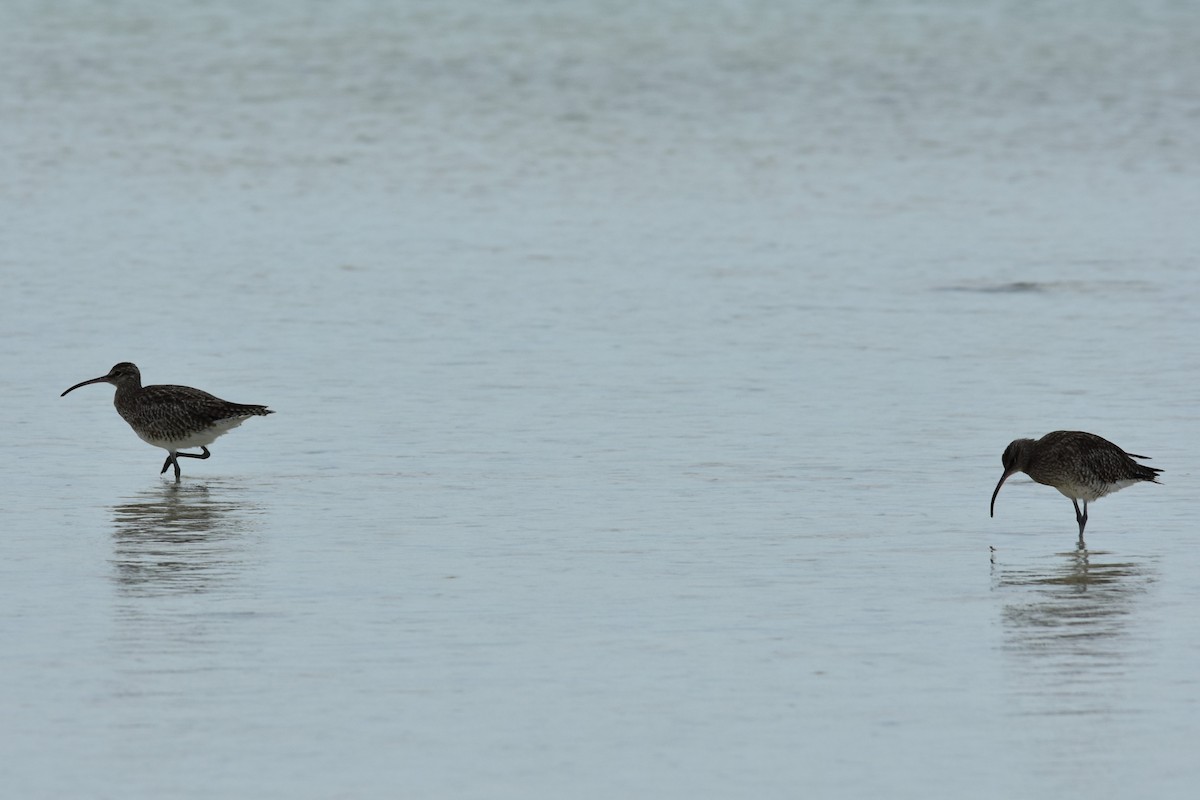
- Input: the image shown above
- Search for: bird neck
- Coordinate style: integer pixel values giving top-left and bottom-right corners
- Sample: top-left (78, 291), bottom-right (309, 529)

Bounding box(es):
top-left (112, 378), bottom-right (142, 405)
top-left (1012, 439), bottom-right (1037, 472)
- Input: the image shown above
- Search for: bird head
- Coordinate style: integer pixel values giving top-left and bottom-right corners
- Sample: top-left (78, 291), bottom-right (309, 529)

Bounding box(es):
top-left (990, 438), bottom-right (1034, 518)
top-left (61, 362), bottom-right (142, 396)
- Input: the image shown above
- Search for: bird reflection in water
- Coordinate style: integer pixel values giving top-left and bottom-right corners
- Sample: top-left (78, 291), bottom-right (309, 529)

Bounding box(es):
top-left (110, 481), bottom-right (261, 597)
top-left (993, 543), bottom-right (1157, 716)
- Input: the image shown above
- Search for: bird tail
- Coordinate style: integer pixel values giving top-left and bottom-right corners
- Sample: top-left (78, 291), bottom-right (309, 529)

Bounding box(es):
top-left (1123, 451), bottom-right (1161, 482)
top-left (231, 404), bottom-right (273, 416)
top-left (1135, 463), bottom-right (1163, 483)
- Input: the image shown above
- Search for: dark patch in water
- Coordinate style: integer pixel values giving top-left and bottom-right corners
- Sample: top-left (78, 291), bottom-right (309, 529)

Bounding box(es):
top-left (938, 281), bottom-right (1049, 294)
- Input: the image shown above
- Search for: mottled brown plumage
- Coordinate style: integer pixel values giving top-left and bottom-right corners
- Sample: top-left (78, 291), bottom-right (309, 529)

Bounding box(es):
top-left (990, 430), bottom-right (1161, 540)
top-left (61, 362), bottom-right (272, 481)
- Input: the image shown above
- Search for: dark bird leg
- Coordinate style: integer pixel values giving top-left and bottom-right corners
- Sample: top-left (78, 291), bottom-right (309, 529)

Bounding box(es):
top-left (1072, 499), bottom-right (1088, 540)
top-left (160, 452), bottom-right (182, 482)
top-left (160, 447), bottom-right (210, 482)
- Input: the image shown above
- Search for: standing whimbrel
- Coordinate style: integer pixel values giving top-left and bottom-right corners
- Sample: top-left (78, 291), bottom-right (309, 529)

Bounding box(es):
top-left (61, 362), bottom-right (273, 481)
top-left (990, 430), bottom-right (1161, 540)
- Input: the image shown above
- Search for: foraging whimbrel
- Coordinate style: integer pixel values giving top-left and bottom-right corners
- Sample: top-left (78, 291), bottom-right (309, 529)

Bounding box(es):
top-left (990, 430), bottom-right (1161, 539)
top-left (61, 362), bottom-right (273, 481)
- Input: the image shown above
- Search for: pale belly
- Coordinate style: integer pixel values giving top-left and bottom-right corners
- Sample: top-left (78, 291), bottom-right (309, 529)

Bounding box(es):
top-left (132, 416), bottom-right (249, 452)
top-left (1053, 479), bottom-right (1139, 503)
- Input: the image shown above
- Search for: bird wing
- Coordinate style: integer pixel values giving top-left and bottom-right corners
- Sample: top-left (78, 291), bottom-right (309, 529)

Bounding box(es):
top-left (137, 385), bottom-right (248, 429)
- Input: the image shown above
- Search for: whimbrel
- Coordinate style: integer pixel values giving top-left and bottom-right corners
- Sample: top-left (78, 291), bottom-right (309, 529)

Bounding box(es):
top-left (61, 362), bottom-right (273, 481)
top-left (990, 430), bottom-right (1160, 540)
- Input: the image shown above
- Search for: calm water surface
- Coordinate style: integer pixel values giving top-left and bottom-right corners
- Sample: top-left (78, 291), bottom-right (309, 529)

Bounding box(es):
top-left (3, 1), bottom-right (1199, 797)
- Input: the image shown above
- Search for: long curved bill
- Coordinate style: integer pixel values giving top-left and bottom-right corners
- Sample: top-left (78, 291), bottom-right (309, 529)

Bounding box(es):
top-left (990, 470), bottom-right (1013, 517)
top-left (61, 375), bottom-right (111, 397)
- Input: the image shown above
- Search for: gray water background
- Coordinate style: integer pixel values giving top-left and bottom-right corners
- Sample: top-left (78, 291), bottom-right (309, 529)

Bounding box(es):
top-left (3, 1), bottom-right (1200, 797)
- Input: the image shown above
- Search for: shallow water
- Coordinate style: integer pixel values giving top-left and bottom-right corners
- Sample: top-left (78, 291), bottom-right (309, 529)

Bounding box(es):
top-left (3, 1), bottom-right (1200, 797)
